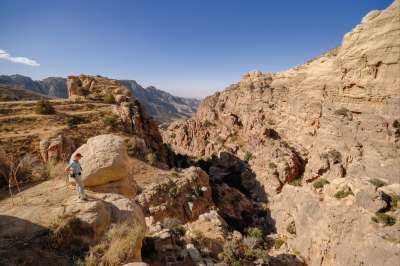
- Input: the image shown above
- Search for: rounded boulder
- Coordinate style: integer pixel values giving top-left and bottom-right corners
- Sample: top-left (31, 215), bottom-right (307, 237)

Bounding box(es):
top-left (70, 134), bottom-right (130, 186)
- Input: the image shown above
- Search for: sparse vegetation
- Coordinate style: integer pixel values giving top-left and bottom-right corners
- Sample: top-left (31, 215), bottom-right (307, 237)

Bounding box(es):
top-left (77, 221), bottom-right (142, 266)
top-left (0, 152), bottom-right (36, 196)
top-left (203, 120), bottom-right (213, 127)
top-left (102, 114), bottom-right (119, 128)
top-left (274, 238), bottom-right (286, 249)
top-left (47, 215), bottom-right (91, 250)
top-left (218, 241), bottom-right (241, 266)
top-left (268, 162), bottom-right (277, 169)
top-left (320, 149), bottom-right (342, 164)
top-left (246, 227), bottom-right (263, 243)
top-left (372, 212), bottom-right (396, 226)
top-left (368, 178), bottom-right (387, 188)
top-left (163, 218), bottom-right (186, 242)
top-left (76, 87), bottom-right (90, 96)
top-left (126, 138), bottom-right (146, 160)
top-left (103, 94), bottom-right (116, 104)
top-left (334, 188), bottom-right (354, 199)
top-left (313, 178), bottom-right (330, 189)
top-left (389, 193), bottom-right (398, 210)
top-left (66, 115), bottom-right (83, 128)
top-left (244, 151), bottom-right (253, 162)
top-left (35, 98), bottom-right (55, 115)
top-left (146, 152), bottom-right (158, 166)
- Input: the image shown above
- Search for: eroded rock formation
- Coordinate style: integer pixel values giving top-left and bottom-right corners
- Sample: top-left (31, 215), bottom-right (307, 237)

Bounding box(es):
top-left (163, 1), bottom-right (400, 265)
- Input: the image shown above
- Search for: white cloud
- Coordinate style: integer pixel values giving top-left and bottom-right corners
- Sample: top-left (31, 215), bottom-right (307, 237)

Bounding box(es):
top-left (0, 49), bottom-right (40, 66)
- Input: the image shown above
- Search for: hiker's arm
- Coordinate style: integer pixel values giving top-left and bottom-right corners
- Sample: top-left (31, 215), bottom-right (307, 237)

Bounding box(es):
top-left (64, 165), bottom-right (71, 173)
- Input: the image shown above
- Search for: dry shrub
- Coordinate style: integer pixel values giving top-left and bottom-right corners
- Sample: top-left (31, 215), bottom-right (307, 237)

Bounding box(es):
top-left (47, 215), bottom-right (93, 250)
top-left (0, 152), bottom-right (36, 195)
top-left (78, 221), bottom-right (142, 266)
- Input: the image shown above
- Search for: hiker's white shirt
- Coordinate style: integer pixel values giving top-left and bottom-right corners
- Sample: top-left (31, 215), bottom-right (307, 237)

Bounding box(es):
top-left (69, 160), bottom-right (82, 175)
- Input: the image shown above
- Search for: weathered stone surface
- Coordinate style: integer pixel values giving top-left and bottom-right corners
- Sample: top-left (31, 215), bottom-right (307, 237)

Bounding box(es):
top-left (40, 134), bottom-right (75, 163)
top-left (270, 184), bottom-right (400, 266)
top-left (0, 179), bottom-right (147, 265)
top-left (70, 134), bottom-right (130, 187)
top-left (137, 167), bottom-right (213, 223)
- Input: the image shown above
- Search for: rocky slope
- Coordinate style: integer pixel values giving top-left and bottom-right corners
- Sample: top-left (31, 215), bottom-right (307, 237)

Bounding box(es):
top-left (0, 75), bottom-right (200, 124)
top-left (121, 80), bottom-right (200, 124)
top-left (0, 84), bottom-right (50, 101)
top-left (163, 1), bottom-right (400, 265)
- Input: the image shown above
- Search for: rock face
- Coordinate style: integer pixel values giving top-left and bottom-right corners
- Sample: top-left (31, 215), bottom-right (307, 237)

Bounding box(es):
top-left (0, 75), bottom-right (67, 97)
top-left (69, 134), bottom-right (138, 198)
top-left (137, 167), bottom-right (213, 223)
top-left (270, 182), bottom-right (399, 266)
top-left (163, 1), bottom-right (400, 265)
top-left (164, 1), bottom-right (400, 189)
top-left (40, 134), bottom-right (76, 163)
top-left (121, 80), bottom-right (200, 124)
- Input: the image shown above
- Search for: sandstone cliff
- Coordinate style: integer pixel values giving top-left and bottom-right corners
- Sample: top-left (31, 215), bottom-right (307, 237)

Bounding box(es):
top-left (163, 1), bottom-right (400, 265)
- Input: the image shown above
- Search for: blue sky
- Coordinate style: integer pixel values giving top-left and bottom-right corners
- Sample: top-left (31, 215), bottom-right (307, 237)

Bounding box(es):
top-left (0, 0), bottom-right (393, 98)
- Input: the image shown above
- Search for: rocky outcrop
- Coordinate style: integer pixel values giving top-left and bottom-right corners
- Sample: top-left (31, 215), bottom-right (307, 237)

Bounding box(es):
top-left (40, 134), bottom-right (76, 163)
top-left (67, 75), bottom-right (132, 100)
top-left (69, 134), bottom-right (138, 198)
top-left (0, 179), bottom-right (147, 265)
top-left (121, 80), bottom-right (200, 124)
top-left (137, 167), bottom-right (213, 223)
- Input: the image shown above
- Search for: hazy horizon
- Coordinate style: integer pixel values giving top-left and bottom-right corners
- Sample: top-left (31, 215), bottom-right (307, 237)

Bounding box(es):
top-left (0, 0), bottom-right (393, 98)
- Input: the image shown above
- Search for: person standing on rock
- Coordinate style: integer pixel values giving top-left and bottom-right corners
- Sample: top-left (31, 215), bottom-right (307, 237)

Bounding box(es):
top-left (65, 153), bottom-right (87, 201)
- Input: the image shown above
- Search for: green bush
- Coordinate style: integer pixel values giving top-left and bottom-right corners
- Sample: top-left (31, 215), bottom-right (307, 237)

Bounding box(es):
top-left (76, 87), bottom-right (89, 96)
top-left (218, 241), bottom-right (241, 266)
top-left (274, 238), bottom-right (286, 249)
top-left (313, 178), bottom-right (330, 189)
top-left (246, 227), bottom-right (263, 243)
top-left (389, 193), bottom-right (398, 210)
top-left (163, 218), bottom-right (186, 240)
top-left (102, 115), bottom-right (118, 128)
top-left (372, 212), bottom-right (396, 226)
top-left (334, 189), bottom-right (354, 199)
top-left (35, 98), bottom-right (55, 115)
top-left (66, 116), bottom-right (83, 128)
top-left (368, 178), bottom-right (387, 188)
top-left (103, 94), bottom-right (116, 104)
top-left (244, 151), bottom-right (252, 162)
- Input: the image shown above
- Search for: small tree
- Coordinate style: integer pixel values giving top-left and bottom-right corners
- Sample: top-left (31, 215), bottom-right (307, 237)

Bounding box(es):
top-left (35, 98), bottom-right (55, 115)
top-left (76, 87), bottom-right (90, 96)
top-left (102, 114), bottom-right (119, 128)
top-left (103, 94), bottom-right (116, 104)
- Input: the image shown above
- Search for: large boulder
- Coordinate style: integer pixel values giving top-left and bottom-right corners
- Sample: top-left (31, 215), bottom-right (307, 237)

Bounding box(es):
top-left (70, 134), bottom-right (130, 187)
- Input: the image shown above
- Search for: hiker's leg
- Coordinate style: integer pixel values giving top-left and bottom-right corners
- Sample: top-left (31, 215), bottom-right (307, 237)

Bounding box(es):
top-left (75, 175), bottom-right (86, 199)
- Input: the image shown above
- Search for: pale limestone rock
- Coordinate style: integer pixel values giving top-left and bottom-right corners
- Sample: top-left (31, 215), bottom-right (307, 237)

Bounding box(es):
top-left (137, 167), bottom-right (213, 223)
top-left (70, 134), bottom-right (130, 187)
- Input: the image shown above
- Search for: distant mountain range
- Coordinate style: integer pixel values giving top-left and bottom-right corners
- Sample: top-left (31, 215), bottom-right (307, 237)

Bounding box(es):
top-left (0, 74), bottom-right (200, 124)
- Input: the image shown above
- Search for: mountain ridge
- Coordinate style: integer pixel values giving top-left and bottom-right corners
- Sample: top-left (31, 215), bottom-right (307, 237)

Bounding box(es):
top-left (0, 74), bottom-right (200, 124)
